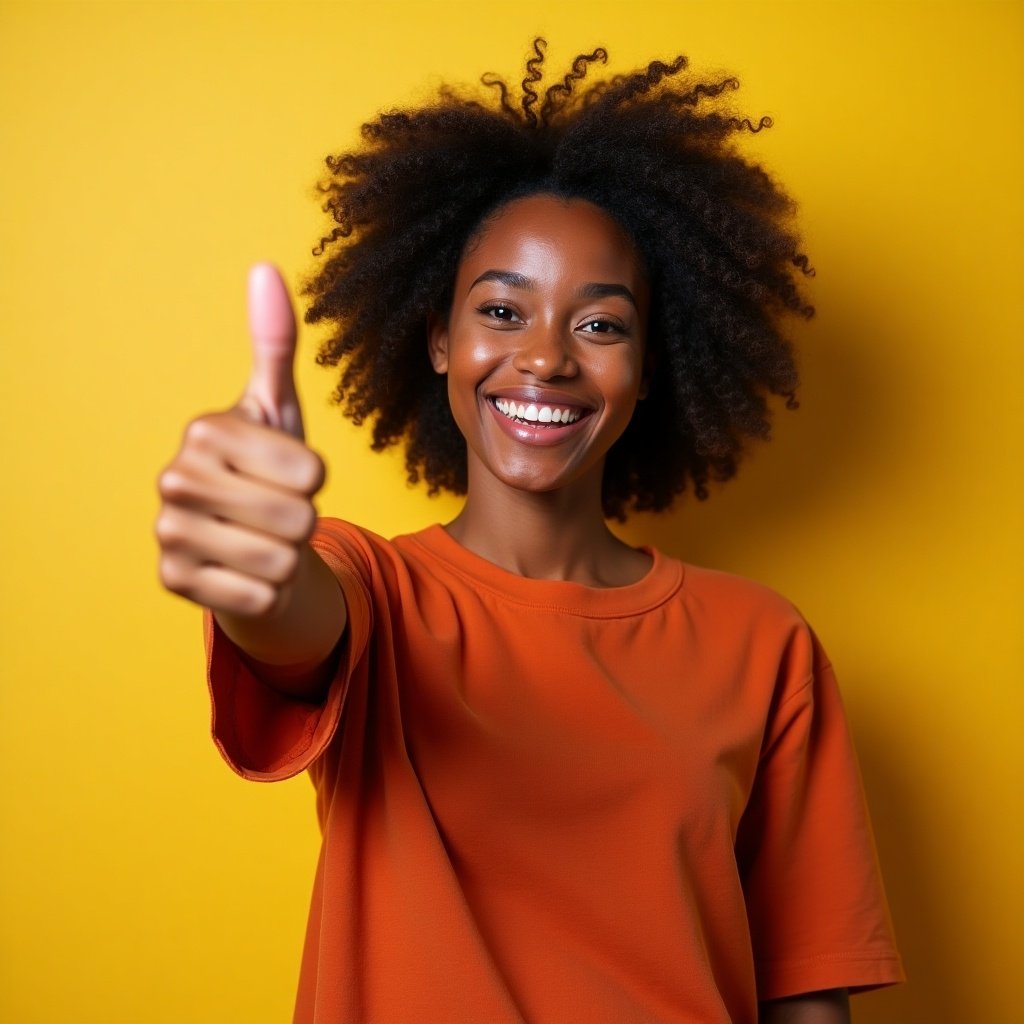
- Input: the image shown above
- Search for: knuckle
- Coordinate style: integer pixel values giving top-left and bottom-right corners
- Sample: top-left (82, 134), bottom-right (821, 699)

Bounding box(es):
top-left (157, 467), bottom-right (191, 502)
top-left (300, 449), bottom-right (327, 493)
top-left (153, 512), bottom-right (180, 548)
top-left (182, 413), bottom-right (226, 452)
top-left (158, 555), bottom-right (192, 597)
top-left (182, 416), bottom-right (210, 447)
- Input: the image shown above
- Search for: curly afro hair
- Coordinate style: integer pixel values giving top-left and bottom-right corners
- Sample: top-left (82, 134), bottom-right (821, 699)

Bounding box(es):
top-left (303, 39), bottom-right (814, 520)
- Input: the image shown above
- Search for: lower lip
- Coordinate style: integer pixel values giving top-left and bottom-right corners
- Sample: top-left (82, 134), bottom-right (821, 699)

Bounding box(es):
top-left (485, 399), bottom-right (593, 447)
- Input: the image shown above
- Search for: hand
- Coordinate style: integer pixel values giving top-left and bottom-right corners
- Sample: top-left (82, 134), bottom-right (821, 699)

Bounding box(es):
top-left (156, 264), bottom-right (326, 618)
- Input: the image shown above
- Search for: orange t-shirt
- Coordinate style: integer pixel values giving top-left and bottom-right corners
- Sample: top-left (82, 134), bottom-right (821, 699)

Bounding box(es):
top-left (206, 520), bottom-right (904, 1023)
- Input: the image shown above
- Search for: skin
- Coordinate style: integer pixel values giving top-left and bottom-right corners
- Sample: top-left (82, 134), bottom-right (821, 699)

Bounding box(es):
top-left (760, 989), bottom-right (851, 1023)
top-left (428, 194), bottom-right (653, 587)
top-left (156, 264), bottom-right (346, 697)
top-left (156, 211), bottom-right (851, 1019)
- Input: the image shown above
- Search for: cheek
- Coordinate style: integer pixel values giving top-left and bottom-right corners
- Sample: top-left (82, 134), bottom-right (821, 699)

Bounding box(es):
top-left (448, 333), bottom-right (505, 393)
top-left (445, 334), bottom-right (501, 426)
top-left (600, 352), bottom-right (646, 411)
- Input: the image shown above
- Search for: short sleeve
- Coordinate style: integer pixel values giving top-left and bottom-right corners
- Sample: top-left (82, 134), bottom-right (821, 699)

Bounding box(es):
top-left (204, 524), bottom-right (373, 782)
top-left (735, 644), bottom-right (905, 999)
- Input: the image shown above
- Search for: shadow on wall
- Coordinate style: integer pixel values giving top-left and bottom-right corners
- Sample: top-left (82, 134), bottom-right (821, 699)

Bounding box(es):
top-left (620, 285), bottom-right (950, 1020)
top-left (622, 276), bottom-right (924, 574)
top-left (847, 707), bottom-right (956, 1024)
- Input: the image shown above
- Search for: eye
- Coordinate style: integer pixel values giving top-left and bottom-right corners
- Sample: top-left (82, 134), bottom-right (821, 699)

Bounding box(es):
top-left (478, 303), bottom-right (522, 323)
top-left (578, 318), bottom-right (624, 336)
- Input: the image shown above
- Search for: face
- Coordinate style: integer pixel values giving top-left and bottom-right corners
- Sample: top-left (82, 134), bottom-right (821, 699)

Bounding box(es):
top-left (429, 194), bottom-right (650, 502)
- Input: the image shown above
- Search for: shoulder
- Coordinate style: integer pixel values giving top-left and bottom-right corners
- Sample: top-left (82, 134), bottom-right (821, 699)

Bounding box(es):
top-left (310, 518), bottom-right (454, 593)
top-left (311, 517), bottom-right (393, 564)
top-left (669, 557), bottom-right (833, 686)
top-left (678, 560), bottom-right (809, 633)
top-left (310, 516), bottom-right (422, 572)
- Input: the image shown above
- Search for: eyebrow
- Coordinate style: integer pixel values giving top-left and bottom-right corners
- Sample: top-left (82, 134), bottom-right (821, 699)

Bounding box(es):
top-left (469, 270), bottom-right (638, 310)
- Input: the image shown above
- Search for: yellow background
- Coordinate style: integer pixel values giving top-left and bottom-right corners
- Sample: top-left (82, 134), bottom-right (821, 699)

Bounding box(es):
top-left (1, 1), bottom-right (1021, 1021)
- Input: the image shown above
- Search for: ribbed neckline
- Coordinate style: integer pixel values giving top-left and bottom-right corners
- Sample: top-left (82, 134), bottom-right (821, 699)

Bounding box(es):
top-left (402, 524), bottom-right (685, 619)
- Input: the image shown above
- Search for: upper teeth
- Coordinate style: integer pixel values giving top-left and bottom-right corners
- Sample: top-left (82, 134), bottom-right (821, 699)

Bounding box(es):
top-left (493, 399), bottom-right (582, 424)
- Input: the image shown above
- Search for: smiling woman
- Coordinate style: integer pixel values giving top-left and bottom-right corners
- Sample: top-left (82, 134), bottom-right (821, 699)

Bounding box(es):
top-left (156, 38), bottom-right (904, 1024)
top-left (428, 195), bottom-right (654, 584)
top-left (428, 195), bottom-right (652, 579)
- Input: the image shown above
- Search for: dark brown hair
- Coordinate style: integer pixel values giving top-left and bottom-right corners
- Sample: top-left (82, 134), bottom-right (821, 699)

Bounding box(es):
top-left (304, 39), bottom-right (814, 519)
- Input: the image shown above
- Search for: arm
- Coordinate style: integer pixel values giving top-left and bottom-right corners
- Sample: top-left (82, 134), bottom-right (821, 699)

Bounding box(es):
top-left (157, 264), bottom-right (346, 701)
top-left (760, 989), bottom-right (850, 1024)
top-left (216, 541), bottom-right (347, 701)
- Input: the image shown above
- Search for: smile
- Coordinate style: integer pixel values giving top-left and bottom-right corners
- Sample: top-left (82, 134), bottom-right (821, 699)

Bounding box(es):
top-left (490, 397), bottom-right (586, 427)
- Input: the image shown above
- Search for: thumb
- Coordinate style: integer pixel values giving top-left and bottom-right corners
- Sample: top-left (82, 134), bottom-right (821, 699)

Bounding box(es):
top-left (240, 262), bottom-right (305, 440)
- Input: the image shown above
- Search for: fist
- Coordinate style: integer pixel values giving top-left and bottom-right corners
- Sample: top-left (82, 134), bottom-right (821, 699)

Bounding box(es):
top-left (156, 264), bottom-right (326, 617)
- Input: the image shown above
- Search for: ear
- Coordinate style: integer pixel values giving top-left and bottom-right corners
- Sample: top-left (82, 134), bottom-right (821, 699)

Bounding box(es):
top-left (427, 313), bottom-right (449, 374)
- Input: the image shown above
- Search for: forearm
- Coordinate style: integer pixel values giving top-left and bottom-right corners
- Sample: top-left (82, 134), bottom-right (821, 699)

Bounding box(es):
top-left (759, 988), bottom-right (850, 1024)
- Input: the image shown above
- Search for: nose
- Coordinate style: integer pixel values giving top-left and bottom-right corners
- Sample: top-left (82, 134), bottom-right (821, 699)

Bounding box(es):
top-left (511, 323), bottom-right (578, 380)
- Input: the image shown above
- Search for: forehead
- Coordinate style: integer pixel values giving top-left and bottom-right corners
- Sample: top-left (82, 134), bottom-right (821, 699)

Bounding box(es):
top-left (457, 194), bottom-right (646, 287)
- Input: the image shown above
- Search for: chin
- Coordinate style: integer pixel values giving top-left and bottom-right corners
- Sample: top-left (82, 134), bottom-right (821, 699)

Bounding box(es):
top-left (485, 455), bottom-right (600, 500)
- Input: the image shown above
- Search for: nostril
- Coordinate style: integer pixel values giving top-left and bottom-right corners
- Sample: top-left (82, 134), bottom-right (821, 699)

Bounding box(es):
top-left (516, 344), bottom-right (577, 379)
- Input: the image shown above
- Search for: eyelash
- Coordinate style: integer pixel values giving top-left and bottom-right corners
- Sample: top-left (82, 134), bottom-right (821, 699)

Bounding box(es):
top-left (478, 303), bottom-right (521, 322)
top-left (579, 318), bottom-right (623, 335)
top-left (477, 304), bottom-right (625, 336)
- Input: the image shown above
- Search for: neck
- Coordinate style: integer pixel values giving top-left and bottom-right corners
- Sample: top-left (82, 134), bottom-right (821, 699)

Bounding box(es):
top-left (444, 466), bottom-right (650, 588)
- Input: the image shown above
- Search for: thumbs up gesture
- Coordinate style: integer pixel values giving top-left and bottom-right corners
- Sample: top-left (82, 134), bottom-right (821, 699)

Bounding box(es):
top-left (156, 265), bottom-right (327, 620)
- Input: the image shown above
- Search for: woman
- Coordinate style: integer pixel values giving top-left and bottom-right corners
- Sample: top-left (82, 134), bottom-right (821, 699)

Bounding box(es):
top-left (156, 41), bottom-right (903, 1023)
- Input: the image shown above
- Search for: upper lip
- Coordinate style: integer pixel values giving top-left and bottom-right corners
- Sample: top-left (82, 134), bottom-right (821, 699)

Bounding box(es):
top-left (484, 386), bottom-right (595, 411)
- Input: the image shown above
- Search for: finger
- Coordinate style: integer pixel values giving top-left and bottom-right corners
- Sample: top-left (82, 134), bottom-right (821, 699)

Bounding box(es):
top-left (159, 553), bottom-right (278, 618)
top-left (180, 413), bottom-right (325, 495)
top-left (158, 458), bottom-right (317, 544)
top-left (155, 505), bottom-right (301, 586)
top-left (243, 262), bottom-right (304, 439)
